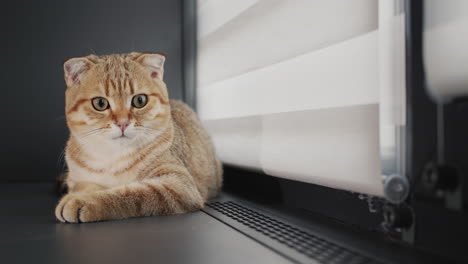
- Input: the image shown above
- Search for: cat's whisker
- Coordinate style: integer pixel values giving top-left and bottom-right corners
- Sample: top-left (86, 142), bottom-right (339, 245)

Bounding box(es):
top-left (57, 148), bottom-right (67, 170)
top-left (78, 127), bottom-right (105, 136)
top-left (77, 127), bottom-right (108, 140)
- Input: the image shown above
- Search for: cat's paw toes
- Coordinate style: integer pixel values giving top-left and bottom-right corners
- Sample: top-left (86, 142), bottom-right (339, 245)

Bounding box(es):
top-left (55, 194), bottom-right (100, 223)
top-left (75, 202), bottom-right (101, 223)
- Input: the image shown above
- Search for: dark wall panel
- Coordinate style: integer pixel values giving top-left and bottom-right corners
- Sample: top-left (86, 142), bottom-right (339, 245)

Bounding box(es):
top-left (0, 0), bottom-right (183, 181)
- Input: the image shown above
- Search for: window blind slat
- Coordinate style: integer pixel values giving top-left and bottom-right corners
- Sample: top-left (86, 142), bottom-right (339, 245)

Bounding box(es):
top-left (261, 104), bottom-right (382, 196)
top-left (202, 104), bottom-right (383, 196)
top-left (198, 0), bottom-right (377, 86)
top-left (198, 31), bottom-right (378, 120)
top-left (198, 0), bottom-right (259, 38)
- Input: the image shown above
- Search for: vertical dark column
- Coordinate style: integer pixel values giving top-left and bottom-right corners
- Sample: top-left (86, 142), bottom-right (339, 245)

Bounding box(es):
top-left (406, 0), bottom-right (468, 261)
top-left (405, 0), bottom-right (437, 186)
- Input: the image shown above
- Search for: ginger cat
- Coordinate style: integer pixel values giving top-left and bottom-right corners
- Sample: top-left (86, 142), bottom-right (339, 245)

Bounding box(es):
top-left (55, 53), bottom-right (222, 223)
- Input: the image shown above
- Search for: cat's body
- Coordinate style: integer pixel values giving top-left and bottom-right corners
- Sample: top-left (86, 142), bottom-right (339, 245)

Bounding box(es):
top-left (56, 53), bottom-right (222, 223)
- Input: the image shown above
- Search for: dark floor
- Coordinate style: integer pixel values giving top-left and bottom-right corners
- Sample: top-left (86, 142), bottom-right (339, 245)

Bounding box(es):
top-left (0, 183), bottom-right (291, 264)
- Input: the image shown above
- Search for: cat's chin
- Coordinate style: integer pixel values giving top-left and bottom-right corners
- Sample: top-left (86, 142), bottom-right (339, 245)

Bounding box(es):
top-left (105, 134), bottom-right (133, 146)
top-left (112, 135), bottom-right (132, 140)
top-left (110, 134), bottom-right (152, 149)
top-left (112, 135), bottom-right (135, 146)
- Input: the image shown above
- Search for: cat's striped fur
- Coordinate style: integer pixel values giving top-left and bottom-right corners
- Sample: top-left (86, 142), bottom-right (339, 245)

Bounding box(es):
top-left (55, 53), bottom-right (222, 223)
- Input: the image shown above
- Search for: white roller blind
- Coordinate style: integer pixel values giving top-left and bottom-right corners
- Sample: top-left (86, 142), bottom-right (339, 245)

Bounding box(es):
top-left (424, 0), bottom-right (468, 102)
top-left (199, 31), bottom-right (378, 120)
top-left (198, 0), bottom-right (377, 86)
top-left (197, 0), bottom-right (389, 196)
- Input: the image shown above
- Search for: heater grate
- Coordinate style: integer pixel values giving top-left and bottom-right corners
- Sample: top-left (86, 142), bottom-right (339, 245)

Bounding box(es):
top-left (205, 201), bottom-right (380, 264)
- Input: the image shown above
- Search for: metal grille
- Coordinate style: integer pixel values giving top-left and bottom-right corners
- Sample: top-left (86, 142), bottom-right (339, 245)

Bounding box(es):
top-left (206, 201), bottom-right (379, 264)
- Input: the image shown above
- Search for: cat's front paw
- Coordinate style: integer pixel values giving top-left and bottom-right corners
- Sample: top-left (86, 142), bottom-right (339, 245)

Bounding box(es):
top-left (55, 194), bottom-right (103, 223)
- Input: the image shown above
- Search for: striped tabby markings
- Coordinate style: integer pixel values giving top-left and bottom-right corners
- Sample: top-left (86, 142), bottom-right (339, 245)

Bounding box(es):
top-left (105, 77), bottom-right (111, 96)
top-left (67, 137), bottom-right (159, 176)
top-left (110, 79), bottom-right (118, 94)
top-left (68, 120), bottom-right (87, 126)
top-left (129, 79), bottom-right (135, 94)
top-left (148, 93), bottom-right (169, 104)
top-left (67, 98), bottom-right (89, 114)
top-left (147, 164), bottom-right (188, 179)
top-left (68, 154), bottom-right (105, 174)
top-left (162, 183), bottom-right (190, 211)
top-left (104, 76), bottom-right (136, 97)
top-left (113, 131), bottom-right (172, 176)
top-left (144, 182), bottom-right (170, 215)
top-left (121, 186), bottom-right (143, 215)
top-left (120, 79), bottom-right (126, 94)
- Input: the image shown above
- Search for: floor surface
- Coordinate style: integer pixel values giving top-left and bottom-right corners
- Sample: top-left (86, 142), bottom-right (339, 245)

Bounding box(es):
top-left (0, 183), bottom-right (291, 264)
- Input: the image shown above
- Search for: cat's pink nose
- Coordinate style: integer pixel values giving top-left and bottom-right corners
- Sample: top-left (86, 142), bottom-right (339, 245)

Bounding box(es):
top-left (116, 120), bottom-right (129, 132)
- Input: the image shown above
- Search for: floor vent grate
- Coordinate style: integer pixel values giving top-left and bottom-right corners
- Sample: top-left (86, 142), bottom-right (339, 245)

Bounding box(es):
top-left (205, 201), bottom-right (380, 264)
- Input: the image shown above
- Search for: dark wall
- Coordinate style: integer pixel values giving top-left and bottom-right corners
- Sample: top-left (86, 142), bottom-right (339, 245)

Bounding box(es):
top-left (0, 0), bottom-right (184, 181)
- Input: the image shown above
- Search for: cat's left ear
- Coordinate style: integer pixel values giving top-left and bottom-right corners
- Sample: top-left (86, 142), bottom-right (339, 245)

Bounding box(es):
top-left (63, 57), bottom-right (94, 87)
top-left (135, 53), bottom-right (166, 81)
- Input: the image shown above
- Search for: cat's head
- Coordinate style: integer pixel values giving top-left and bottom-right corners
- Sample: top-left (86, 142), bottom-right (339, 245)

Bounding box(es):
top-left (63, 53), bottom-right (170, 149)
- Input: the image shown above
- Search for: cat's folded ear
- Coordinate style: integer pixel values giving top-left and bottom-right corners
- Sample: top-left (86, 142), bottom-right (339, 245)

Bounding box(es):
top-left (63, 57), bottom-right (94, 87)
top-left (134, 53), bottom-right (166, 81)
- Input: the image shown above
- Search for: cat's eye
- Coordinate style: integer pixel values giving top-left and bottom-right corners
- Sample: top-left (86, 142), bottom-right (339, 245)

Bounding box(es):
top-left (91, 97), bottom-right (109, 111)
top-left (132, 94), bottom-right (148, 108)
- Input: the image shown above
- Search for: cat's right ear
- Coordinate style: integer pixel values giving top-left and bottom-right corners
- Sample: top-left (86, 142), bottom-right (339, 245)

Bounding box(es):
top-left (63, 58), bottom-right (93, 87)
